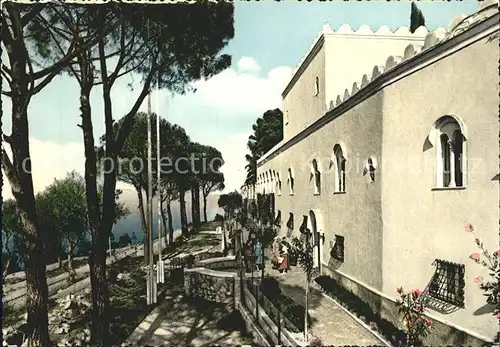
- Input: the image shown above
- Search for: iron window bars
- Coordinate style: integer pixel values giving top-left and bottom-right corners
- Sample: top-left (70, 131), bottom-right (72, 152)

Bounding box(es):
top-left (429, 259), bottom-right (465, 307)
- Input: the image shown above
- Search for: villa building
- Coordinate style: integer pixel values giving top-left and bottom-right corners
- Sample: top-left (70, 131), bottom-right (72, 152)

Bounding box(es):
top-left (253, 2), bottom-right (499, 346)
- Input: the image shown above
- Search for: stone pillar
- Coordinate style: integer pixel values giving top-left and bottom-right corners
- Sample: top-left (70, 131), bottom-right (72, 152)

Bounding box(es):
top-left (448, 140), bottom-right (456, 187)
top-left (184, 271), bottom-right (191, 296)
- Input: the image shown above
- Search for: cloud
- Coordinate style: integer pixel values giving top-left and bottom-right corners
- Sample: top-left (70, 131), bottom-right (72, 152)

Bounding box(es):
top-left (2, 139), bottom-right (80, 200)
top-left (237, 57), bottom-right (261, 73)
top-left (191, 58), bottom-right (292, 112)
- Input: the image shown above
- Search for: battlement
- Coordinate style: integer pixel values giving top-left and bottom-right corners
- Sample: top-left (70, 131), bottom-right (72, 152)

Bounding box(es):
top-left (283, 0), bottom-right (499, 100)
top-left (283, 23), bottom-right (428, 97)
top-left (324, 1), bottom-right (499, 114)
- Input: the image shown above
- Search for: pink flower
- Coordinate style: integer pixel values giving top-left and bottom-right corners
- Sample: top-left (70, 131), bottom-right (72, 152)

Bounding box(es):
top-left (496, 312), bottom-right (500, 319)
top-left (493, 250), bottom-right (500, 257)
top-left (412, 289), bottom-right (422, 297)
top-left (465, 222), bottom-right (474, 233)
top-left (470, 253), bottom-right (480, 261)
top-left (473, 276), bottom-right (483, 284)
top-left (414, 304), bottom-right (424, 311)
top-left (368, 321), bottom-right (377, 329)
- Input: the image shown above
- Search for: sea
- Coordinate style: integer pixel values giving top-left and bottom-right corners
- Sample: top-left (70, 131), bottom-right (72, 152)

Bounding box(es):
top-left (2, 209), bottom-right (219, 270)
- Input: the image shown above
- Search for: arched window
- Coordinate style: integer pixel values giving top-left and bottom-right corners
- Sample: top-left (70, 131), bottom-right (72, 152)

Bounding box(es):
top-left (333, 145), bottom-right (346, 192)
top-left (434, 116), bottom-right (466, 188)
top-left (314, 76), bottom-right (320, 96)
top-left (287, 168), bottom-right (294, 195)
top-left (311, 160), bottom-right (321, 195)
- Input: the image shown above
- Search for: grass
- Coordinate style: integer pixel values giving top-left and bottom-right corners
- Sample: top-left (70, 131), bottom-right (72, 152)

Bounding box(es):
top-left (3, 255), bottom-right (164, 347)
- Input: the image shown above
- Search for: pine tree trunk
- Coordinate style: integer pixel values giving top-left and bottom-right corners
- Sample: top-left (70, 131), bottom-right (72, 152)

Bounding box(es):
top-left (3, 19), bottom-right (52, 344)
top-left (203, 196), bottom-right (208, 223)
top-left (80, 75), bottom-right (110, 346)
top-left (22, 210), bottom-right (52, 347)
top-left (179, 188), bottom-right (189, 237)
top-left (88, 222), bottom-right (110, 347)
top-left (2, 258), bottom-right (11, 285)
top-left (167, 202), bottom-right (174, 244)
top-left (160, 197), bottom-right (169, 248)
top-left (191, 187), bottom-right (196, 230)
top-left (136, 186), bottom-right (149, 265)
top-left (193, 183), bottom-right (201, 228)
top-left (68, 240), bottom-right (75, 282)
top-left (190, 184), bottom-right (201, 230)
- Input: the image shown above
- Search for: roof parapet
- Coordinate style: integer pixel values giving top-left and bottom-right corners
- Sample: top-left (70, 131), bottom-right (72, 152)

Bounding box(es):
top-left (283, 22), bottom-right (429, 97)
top-left (325, 2), bottom-right (499, 114)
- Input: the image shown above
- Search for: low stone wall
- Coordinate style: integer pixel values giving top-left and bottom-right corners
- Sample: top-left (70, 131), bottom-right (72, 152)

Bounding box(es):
top-left (196, 256), bottom-right (237, 271)
top-left (183, 267), bottom-right (240, 307)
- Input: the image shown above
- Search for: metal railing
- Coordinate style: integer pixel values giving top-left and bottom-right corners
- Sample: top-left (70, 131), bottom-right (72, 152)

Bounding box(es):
top-left (240, 276), bottom-right (301, 345)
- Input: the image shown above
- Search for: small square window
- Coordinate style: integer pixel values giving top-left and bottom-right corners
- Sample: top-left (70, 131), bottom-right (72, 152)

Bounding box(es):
top-left (428, 259), bottom-right (465, 307)
top-left (330, 235), bottom-right (344, 262)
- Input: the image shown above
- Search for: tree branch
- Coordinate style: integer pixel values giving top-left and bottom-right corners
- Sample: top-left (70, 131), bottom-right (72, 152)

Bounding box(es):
top-left (92, 54), bottom-right (149, 87)
top-left (108, 22), bottom-right (126, 86)
top-left (2, 64), bottom-right (12, 77)
top-left (31, 14), bottom-right (124, 81)
top-left (114, 55), bottom-right (158, 153)
top-left (31, 41), bottom-right (76, 95)
top-left (21, 3), bottom-right (46, 27)
top-left (1, 147), bottom-right (21, 192)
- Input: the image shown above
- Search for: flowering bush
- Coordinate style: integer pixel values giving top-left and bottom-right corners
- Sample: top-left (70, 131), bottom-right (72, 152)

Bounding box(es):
top-left (465, 223), bottom-right (500, 320)
top-left (395, 287), bottom-right (432, 346)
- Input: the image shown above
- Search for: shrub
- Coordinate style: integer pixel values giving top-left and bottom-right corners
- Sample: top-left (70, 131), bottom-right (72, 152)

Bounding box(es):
top-left (465, 222), bottom-right (500, 323)
top-left (395, 287), bottom-right (432, 346)
top-left (309, 337), bottom-right (323, 347)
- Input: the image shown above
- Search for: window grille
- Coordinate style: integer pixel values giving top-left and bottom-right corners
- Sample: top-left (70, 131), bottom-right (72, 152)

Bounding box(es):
top-left (428, 259), bottom-right (465, 307)
top-left (331, 235), bottom-right (344, 262)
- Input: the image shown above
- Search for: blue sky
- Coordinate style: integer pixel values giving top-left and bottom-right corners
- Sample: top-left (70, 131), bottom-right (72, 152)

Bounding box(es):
top-left (1, 1), bottom-right (480, 200)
